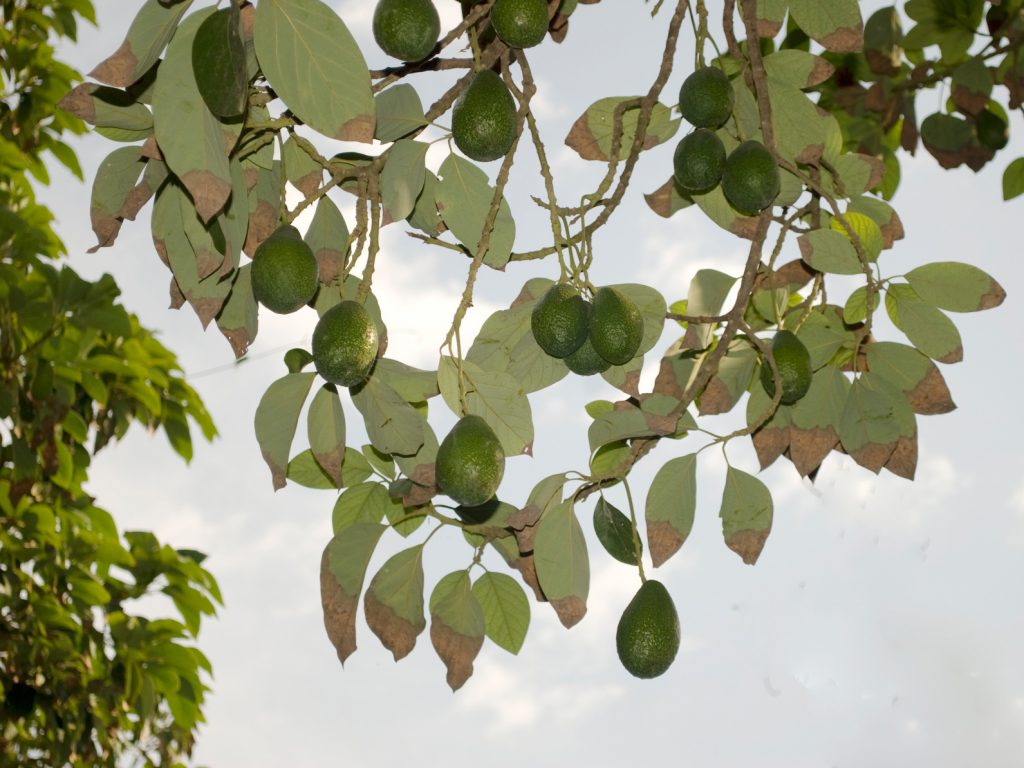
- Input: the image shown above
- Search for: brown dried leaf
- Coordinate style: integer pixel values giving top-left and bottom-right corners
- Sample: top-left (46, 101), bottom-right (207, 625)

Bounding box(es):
top-left (906, 365), bottom-right (956, 415)
top-left (847, 439), bottom-right (896, 474)
top-left (884, 434), bottom-right (918, 480)
top-left (320, 549), bottom-right (357, 664)
top-left (819, 25), bottom-right (865, 53)
top-left (364, 591), bottom-right (424, 661)
top-left (752, 425), bottom-right (789, 470)
top-left (549, 13), bottom-right (569, 43)
top-left (169, 278), bottom-right (186, 310)
top-left (140, 135), bottom-right (162, 160)
top-left (90, 41), bottom-right (139, 87)
top-left (243, 200), bottom-right (278, 257)
top-left (648, 519), bottom-right (686, 569)
top-left (788, 426), bottom-right (838, 477)
top-left (936, 344), bottom-right (964, 365)
top-left (339, 114), bottom-right (375, 144)
top-left (430, 621), bottom-right (484, 691)
top-left (181, 168), bottom-right (232, 224)
top-left (549, 595), bottom-right (586, 628)
top-left (698, 376), bottom-right (735, 416)
top-left (726, 529), bottom-right (770, 566)
top-left (57, 83), bottom-right (98, 122)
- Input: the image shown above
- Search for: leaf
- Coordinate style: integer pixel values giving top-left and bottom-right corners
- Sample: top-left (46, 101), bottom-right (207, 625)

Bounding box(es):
top-left (332, 483), bottom-right (392, 532)
top-left (254, 0), bottom-right (375, 141)
top-left (767, 77), bottom-right (835, 165)
top-left (795, 306), bottom-right (850, 369)
top-left (58, 84), bottom-right (154, 131)
top-left (283, 135), bottom-right (324, 197)
top-left (719, 467), bottom-right (773, 565)
top-left (192, 7), bottom-right (248, 119)
top-left (763, 50), bottom-right (836, 89)
top-left (592, 497), bottom-right (640, 565)
top-left (372, 358), bottom-right (439, 403)
top-left (437, 357), bottom-right (533, 456)
top-left (254, 372), bottom-right (316, 490)
top-left (865, 342), bottom-right (955, 415)
top-left (885, 284), bottom-right (963, 363)
top-left (380, 140), bottom-right (428, 223)
top-left (1002, 158), bottom-right (1024, 201)
top-left (436, 154), bottom-right (516, 269)
top-left (407, 170), bottom-right (444, 236)
top-left (694, 184), bottom-right (760, 239)
top-left (320, 523), bottom-right (387, 664)
top-left (287, 449), bottom-right (337, 489)
top-left (905, 262), bottom-right (1006, 313)
top-left (831, 211), bottom-right (883, 261)
top-left (90, 0), bottom-right (194, 87)
top-left (951, 57), bottom-right (992, 115)
top-left (304, 196), bottom-right (349, 284)
top-left (755, 0), bottom-right (787, 37)
top-left (89, 147), bottom-right (146, 250)
top-left (644, 176), bottom-right (694, 218)
top-left (534, 500), bottom-right (589, 628)
top-left (799, 227), bottom-right (863, 275)
top-left (565, 97), bottom-right (680, 162)
top-left (341, 447), bottom-right (374, 487)
top-left (682, 269), bottom-right (736, 349)
top-left (215, 264), bottom-right (258, 358)
top-left (364, 545), bottom-right (426, 661)
top-left (588, 405), bottom-right (669, 453)
top-left (152, 8), bottom-right (238, 222)
top-left (846, 196), bottom-right (904, 249)
top-left (698, 339), bottom-right (758, 415)
top-left (472, 572), bottom-right (530, 655)
top-left (243, 159), bottom-right (283, 256)
top-left (645, 454), bottom-right (697, 567)
top-left (788, 0), bottom-right (864, 52)
top-left (429, 571), bottom-right (485, 690)
top-left (308, 384), bottom-right (345, 486)
top-left (788, 365), bottom-right (849, 476)
top-left (822, 154), bottom-right (885, 199)
top-left (350, 376), bottom-right (426, 457)
top-left (843, 285), bottom-right (879, 325)
top-left (838, 376), bottom-right (901, 473)
top-left (374, 84), bottom-right (428, 143)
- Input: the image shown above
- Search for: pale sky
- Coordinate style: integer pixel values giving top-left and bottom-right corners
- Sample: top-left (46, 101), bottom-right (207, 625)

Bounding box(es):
top-left (41, 2), bottom-right (1024, 766)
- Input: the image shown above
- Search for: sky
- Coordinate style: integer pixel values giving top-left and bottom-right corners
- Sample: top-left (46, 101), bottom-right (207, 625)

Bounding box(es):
top-left (38, 1), bottom-right (1024, 766)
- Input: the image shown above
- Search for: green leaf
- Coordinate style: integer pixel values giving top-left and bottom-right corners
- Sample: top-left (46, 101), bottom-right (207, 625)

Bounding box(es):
top-left (588, 406), bottom-right (667, 453)
top-left (362, 445), bottom-right (396, 480)
top-left (152, 8), bottom-right (239, 222)
top-left (645, 454), bottom-right (697, 567)
top-left (437, 357), bottom-right (533, 456)
top-left (332, 482), bottom-right (393, 532)
top-left (406, 170), bottom-right (444, 236)
top-left (755, 0), bottom-right (787, 36)
top-left (90, 0), bottom-right (194, 87)
top-left (304, 196), bottom-right (349, 284)
top-left (374, 84), bottom-right (428, 143)
top-left (429, 571), bottom-right (485, 690)
top-left (794, 306), bottom-right (850, 369)
top-left (838, 375), bottom-right (904, 473)
top-left (698, 338), bottom-right (758, 415)
top-left (371, 358), bottom-right (439, 403)
top-left (308, 384), bottom-right (345, 487)
top-left (787, 365), bottom-right (849, 476)
top-left (287, 448), bottom-right (337, 489)
top-left (644, 176), bottom-right (694, 219)
top-left (763, 50), bottom-right (836, 89)
top-left (821, 154), bottom-right (884, 199)
top-left (767, 77), bottom-right (836, 164)
top-left (436, 154), bottom-right (516, 269)
top-left (905, 262), bottom-right (1006, 313)
top-left (846, 196), bottom-right (904, 249)
top-left (341, 446), bottom-right (374, 486)
top-left (364, 545), bottom-right (426, 660)
top-left (58, 84), bottom-right (154, 131)
top-left (719, 466), bottom-right (773, 565)
top-left (593, 497), bottom-right (639, 565)
top-left (254, 372), bottom-right (316, 490)
top-left (350, 376), bottom-right (426, 456)
top-left (788, 0), bottom-right (864, 52)
top-left (472, 572), bottom-right (530, 655)
top-left (1002, 158), bottom-right (1024, 201)
top-left (798, 228), bottom-right (863, 275)
top-left (682, 269), bottom-right (736, 349)
top-left (885, 284), bottom-right (963, 363)
top-left (380, 140), bottom-right (428, 223)
top-left (951, 57), bottom-right (992, 115)
top-left (89, 146), bottom-right (146, 249)
top-left (843, 285), bottom-right (879, 325)
top-left (694, 183), bottom-right (760, 238)
top-left (283, 135), bottom-right (323, 196)
top-left (216, 263), bottom-right (258, 360)
top-left (589, 440), bottom-right (632, 483)
top-left (865, 342), bottom-right (956, 415)
top-left (192, 7), bottom-right (248, 119)
top-left (831, 212), bottom-right (883, 261)
top-left (565, 97), bottom-right (680, 162)
top-left (254, 0), bottom-right (374, 141)
top-left (534, 500), bottom-right (589, 628)
top-left (321, 523), bottom-right (387, 663)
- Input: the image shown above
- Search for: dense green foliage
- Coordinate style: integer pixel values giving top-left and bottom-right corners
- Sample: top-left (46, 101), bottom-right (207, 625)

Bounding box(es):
top-left (67, 0), bottom-right (1013, 690)
top-left (1, 1), bottom-right (221, 764)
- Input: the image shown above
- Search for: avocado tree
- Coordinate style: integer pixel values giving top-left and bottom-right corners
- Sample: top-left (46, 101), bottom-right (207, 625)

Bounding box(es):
top-left (63, 0), bottom-right (1013, 688)
top-left (1, 1), bottom-right (222, 764)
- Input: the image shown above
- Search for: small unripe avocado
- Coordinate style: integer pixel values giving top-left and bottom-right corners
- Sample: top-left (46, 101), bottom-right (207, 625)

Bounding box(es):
top-left (436, 415), bottom-right (506, 507)
top-left (452, 69), bottom-right (517, 162)
top-left (673, 128), bottom-right (726, 195)
top-left (589, 287), bottom-right (644, 366)
top-left (760, 329), bottom-right (813, 405)
top-left (311, 301), bottom-right (379, 387)
top-left (251, 225), bottom-right (320, 315)
top-left (616, 579), bottom-right (680, 679)
top-left (531, 284), bottom-right (589, 358)
top-left (564, 333), bottom-right (612, 376)
top-left (721, 140), bottom-right (780, 216)
top-left (491, 0), bottom-right (549, 49)
top-left (678, 66), bottom-right (734, 129)
top-left (372, 0), bottom-right (440, 62)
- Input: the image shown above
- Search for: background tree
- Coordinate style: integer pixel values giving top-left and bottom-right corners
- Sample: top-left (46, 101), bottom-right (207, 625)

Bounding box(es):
top-left (1, 2), bottom-right (222, 765)
top-left (60, 0), bottom-right (1013, 693)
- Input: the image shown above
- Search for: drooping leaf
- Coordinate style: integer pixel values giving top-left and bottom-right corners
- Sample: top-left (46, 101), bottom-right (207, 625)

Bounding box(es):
top-left (192, 6), bottom-right (248, 119)
top-left (253, 372), bottom-right (317, 490)
top-left (905, 262), bottom-right (1006, 313)
top-left (287, 449), bottom-right (338, 489)
top-left (565, 97), bottom-right (680, 162)
top-left (380, 140), bottom-right (428, 223)
top-left (682, 269), bottom-right (737, 350)
top-left (371, 358), bottom-right (439, 403)
top-left (747, 382), bottom-right (792, 470)
top-left (755, 0), bottom-right (788, 37)
top-left (885, 284), bottom-right (963, 363)
top-left (437, 357), bottom-right (533, 456)
top-left (592, 497), bottom-right (640, 565)
top-left (719, 467), bottom-right (773, 565)
top-left (283, 135), bottom-right (324, 197)
top-left (304, 195), bottom-right (349, 284)
top-left (350, 376), bottom-right (426, 457)
top-left (320, 523), bottom-right (387, 664)
top-left (645, 454), bottom-right (697, 567)
top-left (254, 0), bottom-right (375, 141)
top-left (698, 339), bottom-right (758, 415)
top-left (788, 365), bottom-right (849, 477)
top-left (436, 154), bottom-right (516, 269)
top-left (471, 571), bottom-right (530, 655)
top-left (374, 84), bottom-right (428, 143)
top-left (364, 545), bottom-right (426, 661)
top-left (429, 571), bottom-right (485, 690)
top-left (215, 262), bottom-right (258, 358)
top-left (838, 375), bottom-right (901, 473)
top-left (90, 0), bottom-right (194, 87)
top-left (407, 170), bottom-right (444, 236)
top-left (89, 146), bottom-right (146, 250)
top-left (307, 384), bottom-right (346, 487)
top-left (865, 342), bottom-right (955, 415)
top-left (767, 77), bottom-right (836, 164)
top-left (644, 176), bottom-right (694, 218)
top-left (534, 500), bottom-right (589, 628)
top-left (58, 84), bottom-right (154, 131)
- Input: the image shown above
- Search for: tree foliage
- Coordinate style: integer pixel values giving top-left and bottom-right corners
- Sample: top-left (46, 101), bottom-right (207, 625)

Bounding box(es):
top-left (2, 2), bottom-right (221, 764)
top-left (65, 0), bottom-right (1012, 689)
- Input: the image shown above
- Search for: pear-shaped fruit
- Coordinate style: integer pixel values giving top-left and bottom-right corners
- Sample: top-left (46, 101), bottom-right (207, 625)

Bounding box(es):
top-left (721, 140), bottom-right (780, 216)
top-left (673, 127), bottom-right (726, 195)
top-left (436, 415), bottom-right (505, 507)
top-left (759, 329), bottom-right (812, 405)
top-left (251, 225), bottom-right (319, 314)
top-left (678, 66), bottom-right (734, 129)
top-left (452, 69), bottom-right (517, 162)
top-left (491, 0), bottom-right (549, 49)
top-left (616, 579), bottom-right (680, 679)
top-left (531, 283), bottom-right (589, 358)
top-left (564, 333), bottom-right (612, 376)
top-left (372, 0), bottom-right (440, 62)
top-left (589, 287), bottom-right (644, 366)
top-left (311, 301), bottom-right (379, 387)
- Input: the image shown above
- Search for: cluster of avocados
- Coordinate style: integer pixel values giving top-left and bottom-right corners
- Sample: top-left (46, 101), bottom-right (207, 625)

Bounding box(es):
top-left (673, 66), bottom-right (781, 217)
top-left (530, 283), bottom-right (645, 376)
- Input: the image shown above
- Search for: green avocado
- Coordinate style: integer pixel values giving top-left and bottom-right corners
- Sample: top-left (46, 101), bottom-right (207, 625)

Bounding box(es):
top-left (373, 0), bottom-right (440, 62)
top-left (452, 69), bottom-right (517, 162)
top-left (436, 415), bottom-right (506, 507)
top-left (721, 140), bottom-right (780, 216)
top-left (491, 0), bottom-right (549, 49)
top-left (251, 225), bottom-right (320, 315)
top-left (760, 329), bottom-right (812, 405)
top-left (616, 579), bottom-right (680, 679)
top-left (589, 287), bottom-right (644, 366)
top-left (673, 127), bottom-right (726, 195)
top-left (531, 283), bottom-right (589, 358)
